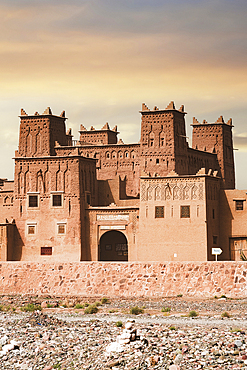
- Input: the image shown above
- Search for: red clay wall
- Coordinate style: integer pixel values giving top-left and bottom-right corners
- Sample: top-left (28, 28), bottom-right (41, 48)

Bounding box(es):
top-left (0, 262), bottom-right (246, 298)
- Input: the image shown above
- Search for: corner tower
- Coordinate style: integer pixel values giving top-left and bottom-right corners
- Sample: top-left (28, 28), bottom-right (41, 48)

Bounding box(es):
top-left (140, 101), bottom-right (188, 176)
top-left (191, 116), bottom-right (235, 189)
top-left (17, 107), bottom-right (69, 157)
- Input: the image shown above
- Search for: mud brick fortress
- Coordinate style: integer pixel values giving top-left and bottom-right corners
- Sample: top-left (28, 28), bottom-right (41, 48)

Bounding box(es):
top-left (0, 102), bottom-right (246, 263)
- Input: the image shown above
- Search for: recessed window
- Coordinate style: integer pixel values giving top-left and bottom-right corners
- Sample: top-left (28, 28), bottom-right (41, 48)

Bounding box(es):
top-left (52, 194), bottom-right (62, 207)
top-left (156, 158), bottom-right (159, 164)
top-left (181, 206), bottom-right (190, 218)
top-left (213, 236), bottom-right (218, 245)
top-left (235, 200), bottom-right (244, 210)
top-left (57, 223), bottom-right (66, 235)
top-left (27, 225), bottom-right (36, 235)
top-left (41, 247), bottom-right (52, 255)
top-left (28, 195), bottom-right (38, 208)
top-left (155, 206), bottom-right (164, 218)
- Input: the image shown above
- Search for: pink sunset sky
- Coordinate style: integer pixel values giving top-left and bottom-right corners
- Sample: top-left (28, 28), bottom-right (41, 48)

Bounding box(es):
top-left (0, 0), bottom-right (247, 188)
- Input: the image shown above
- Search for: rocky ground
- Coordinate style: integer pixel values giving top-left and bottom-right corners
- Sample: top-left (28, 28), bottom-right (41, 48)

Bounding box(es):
top-left (0, 295), bottom-right (246, 369)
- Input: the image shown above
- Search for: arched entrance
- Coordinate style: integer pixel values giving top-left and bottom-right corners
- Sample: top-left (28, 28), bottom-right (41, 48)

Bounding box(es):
top-left (99, 230), bottom-right (128, 261)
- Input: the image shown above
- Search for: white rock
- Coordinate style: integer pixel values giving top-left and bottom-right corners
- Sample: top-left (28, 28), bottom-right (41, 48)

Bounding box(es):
top-left (2, 343), bottom-right (14, 353)
top-left (0, 335), bottom-right (8, 345)
top-left (235, 340), bottom-right (243, 347)
top-left (174, 354), bottom-right (183, 364)
top-left (125, 322), bottom-right (133, 330)
top-left (105, 342), bottom-right (124, 353)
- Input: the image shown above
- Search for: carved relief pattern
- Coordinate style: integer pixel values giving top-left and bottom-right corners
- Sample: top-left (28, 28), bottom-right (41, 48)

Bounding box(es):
top-left (191, 184), bottom-right (198, 200)
top-left (154, 186), bottom-right (161, 200)
top-left (173, 185), bottom-right (179, 200)
top-left (183, 185), bottom-right (190, 200)
top-left (141, 183), bottom-right (146, 201)
top-left (142, 179), bottom-right (204, 202)
top-left (199, 183), bottom-right (204, 200)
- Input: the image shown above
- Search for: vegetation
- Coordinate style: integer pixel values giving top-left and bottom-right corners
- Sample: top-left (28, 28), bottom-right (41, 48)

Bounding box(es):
top-left (221, 311), bottom-right (230, 318)
top-left (115, 321), bottom-right (123, 327)
top-left (21, 303), bottom-right (42, 312)
top-left (74, 303), bottom-right (84, 309)
top-left (101, 297), bottom-right (110, 304)
top-left (188, 310), bottom-right (198, 317)
top-left (219, 295), bottom-right (227, 299)
top-left (177, 294), bottom-right (183, 298)
top-left (161, 306), bottom-right (171, 312)
top-left (169, 326), bottom-right (176, 330)
top-left (94, 301), bottom-right (101, 307)
top-left (84, 304), bottom-right (99, 314)
top-left (130, 306), bottom-right (144, 315)
top-left (53, 364), bottom-right (61, 369)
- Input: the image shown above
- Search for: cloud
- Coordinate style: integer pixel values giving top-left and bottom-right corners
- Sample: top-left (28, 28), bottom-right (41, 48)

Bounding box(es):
top-left (233, 134), bottom-right (247, 152)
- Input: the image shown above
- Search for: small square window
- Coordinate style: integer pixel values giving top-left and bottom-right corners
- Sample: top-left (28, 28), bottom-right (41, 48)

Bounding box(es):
top-left (52, 194), bottom-right (62, 207)
top-left (41, 247), bottom-right (52, 255)
top-left (235, 200), bottom-right (244, 210)
top-left (27, 225), bottom-right (36, 235)
top-left (28, 195), bottom-right (38, 207)
top-left (181, 206), bottom-right (190, 218)
top-left (155, 206), bottom-right (164, 218)
top-left (57, 224), bottom-right (66, 235)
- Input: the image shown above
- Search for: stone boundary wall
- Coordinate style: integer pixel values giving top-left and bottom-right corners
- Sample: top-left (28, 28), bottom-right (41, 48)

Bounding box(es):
top-left (0, 262), bottom-right (246, 298)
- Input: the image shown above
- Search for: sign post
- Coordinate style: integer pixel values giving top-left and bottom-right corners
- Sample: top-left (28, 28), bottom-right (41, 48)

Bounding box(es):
top-left (212, 247), bottom-right (223, 261)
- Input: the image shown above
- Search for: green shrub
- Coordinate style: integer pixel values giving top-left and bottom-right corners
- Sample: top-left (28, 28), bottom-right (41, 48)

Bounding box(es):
top-left (75, 303), bottom-right (84, 309)
top-left (221, 311), bottom-right (230, 318)
top-left (220, 295), bottom-right (227, 299)
top-left (169, 326), bottom-right (176, 330)
top-left (53, 364), bottom-right (61, 369)
top-left (84, 304), bottom-right (99, 314)
top-left (130, 306), bottom-right (144, 315)
top-left (161, 306), bottom-right (171, 312)
top-left (109, 309), bottom-right (118, 313)
top-left (94, 301), bottom-right (101, 307)
top-left (84, 302), bottom-right (89, 307)
top-left (101, 297), bottom-right (110, 304)
top-left (214, 295), bottom-right (218, 299)
top-left (47, 303), bottom-right (54, 308)
top-left (21, 303), bottom-right (42, 312)
top-left (177, 294), bottom-right (183, 298)
top-left (188, 310), bottom-right (198, 317)
top-left (115, 321), bottom-right (123, 327)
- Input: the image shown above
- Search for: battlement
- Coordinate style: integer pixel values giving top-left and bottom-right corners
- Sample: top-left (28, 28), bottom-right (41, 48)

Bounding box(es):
top-left (192, 116), bottom-right (233, 126)
top-left (140, 101), bottom-right (186, 114)
top-left (19, 107), bottom-right (67, 119)
top-left (79, 122), bottom-right (119, 145)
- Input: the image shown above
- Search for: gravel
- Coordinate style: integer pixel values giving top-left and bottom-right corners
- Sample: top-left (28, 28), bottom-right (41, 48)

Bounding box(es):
top-left (0, 296), bottom-right (246, 369)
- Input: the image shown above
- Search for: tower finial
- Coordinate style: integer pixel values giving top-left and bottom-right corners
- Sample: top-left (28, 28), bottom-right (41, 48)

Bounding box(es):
top-left (165, 101), bottom-right (175, 110)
